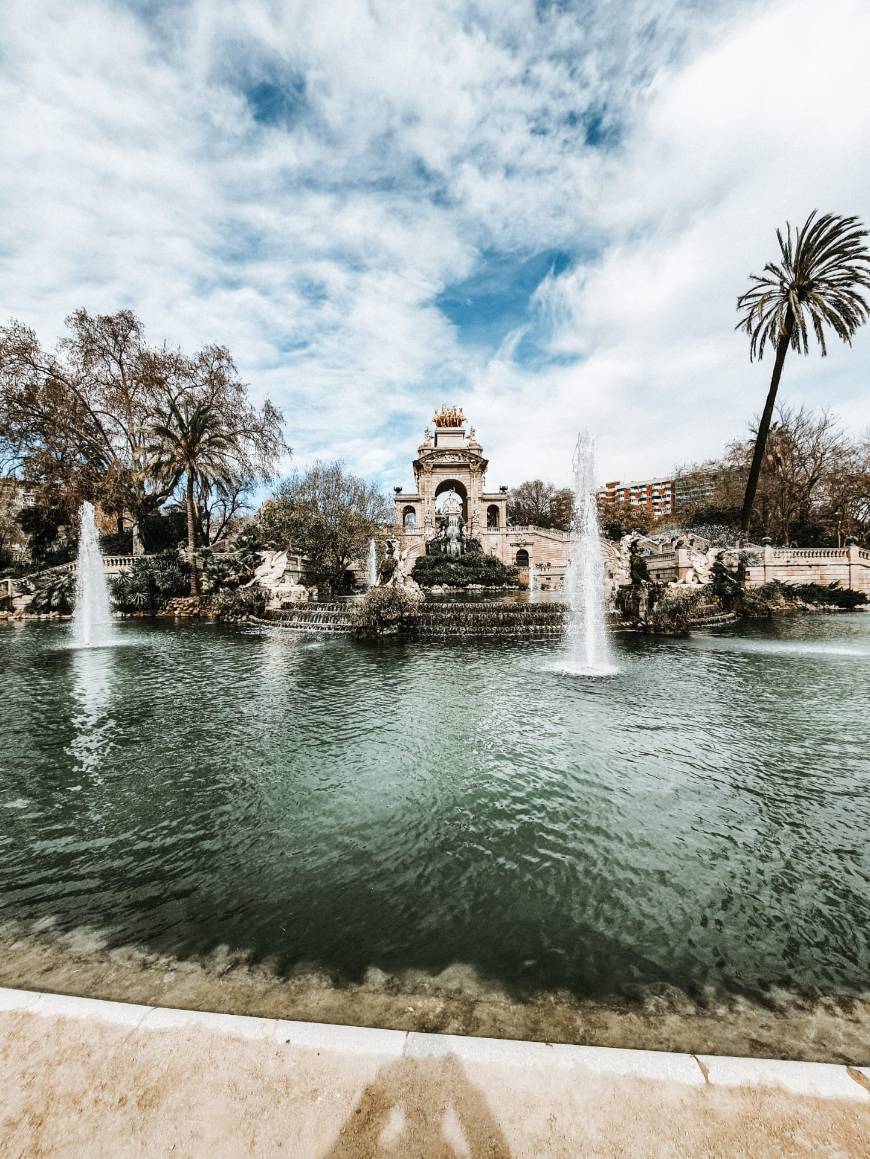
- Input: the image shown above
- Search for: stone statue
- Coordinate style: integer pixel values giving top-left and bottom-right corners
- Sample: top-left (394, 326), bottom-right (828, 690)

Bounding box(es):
top-left (433, 405), bottom-right (466, 428)
top-left (440, 488), bottom-right (465, 559)
top-left (628, 539), bottom-right (650, 585)
top-left (381, 538), bottom-right (422, 596)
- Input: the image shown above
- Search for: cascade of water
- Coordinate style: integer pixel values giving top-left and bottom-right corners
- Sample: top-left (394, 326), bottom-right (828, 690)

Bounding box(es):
top-left (565, 432), bottom-right (614, 673)
top-left (366, 538), bottom-right (378, 587)
top-left (72, 501), bottom-right (114, 648)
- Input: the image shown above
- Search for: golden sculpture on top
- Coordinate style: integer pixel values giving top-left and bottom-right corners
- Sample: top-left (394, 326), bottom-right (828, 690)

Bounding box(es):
top-left (432, 405), bottom-right (466, 428)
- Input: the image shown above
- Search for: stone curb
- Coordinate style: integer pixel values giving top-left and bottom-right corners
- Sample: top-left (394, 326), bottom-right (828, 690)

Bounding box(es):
top-left (1, 986), bottom-right (867, 1101)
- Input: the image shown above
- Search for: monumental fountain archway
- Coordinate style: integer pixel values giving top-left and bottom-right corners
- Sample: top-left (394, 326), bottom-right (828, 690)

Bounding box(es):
top-left (434, 479), bottom-right (469, 525)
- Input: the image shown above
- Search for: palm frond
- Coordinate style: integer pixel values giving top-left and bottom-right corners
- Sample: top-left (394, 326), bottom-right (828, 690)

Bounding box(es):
top-left (736, 210), bottom-right (870, 361)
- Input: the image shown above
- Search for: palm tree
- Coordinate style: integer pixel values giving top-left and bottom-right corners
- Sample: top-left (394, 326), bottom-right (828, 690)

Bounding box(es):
top-left (736, 211), bottom-right (870, 536)
top-left (147, 394), bottom-right (240, 595)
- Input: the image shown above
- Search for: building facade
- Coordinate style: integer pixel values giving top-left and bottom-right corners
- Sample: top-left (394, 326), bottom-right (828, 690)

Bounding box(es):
top-left (597, 476), bottom-right (676, 517)
top-left (394, 408), bottom-right (570, 590)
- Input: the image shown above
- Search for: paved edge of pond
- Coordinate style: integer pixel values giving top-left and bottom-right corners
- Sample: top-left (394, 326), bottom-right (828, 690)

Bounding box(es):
top-left (2, 984), bottom-right (867, 1101)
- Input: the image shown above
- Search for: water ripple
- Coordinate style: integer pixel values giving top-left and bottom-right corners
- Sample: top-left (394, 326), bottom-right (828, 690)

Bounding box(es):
top-left (0, 615), bottom-right (868, 1002)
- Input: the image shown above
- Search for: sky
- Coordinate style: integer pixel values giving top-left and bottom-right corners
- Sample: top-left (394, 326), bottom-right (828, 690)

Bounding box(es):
top-left (2, 0), bottom-right (870, 492)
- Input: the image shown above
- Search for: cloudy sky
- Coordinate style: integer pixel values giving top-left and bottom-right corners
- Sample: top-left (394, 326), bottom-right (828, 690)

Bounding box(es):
top-left (2, 0), bottom-right (869, 491)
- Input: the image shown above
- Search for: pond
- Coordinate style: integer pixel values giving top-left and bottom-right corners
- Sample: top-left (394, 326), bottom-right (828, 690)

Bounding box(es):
top-left (1, 613), bottom-right (868, 1058)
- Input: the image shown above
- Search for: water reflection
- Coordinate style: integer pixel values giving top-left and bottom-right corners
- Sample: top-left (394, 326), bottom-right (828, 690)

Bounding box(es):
top-left (2, 615), bottom-right (868, 1005)
top-left (67, 645), bottom-right (116, 778)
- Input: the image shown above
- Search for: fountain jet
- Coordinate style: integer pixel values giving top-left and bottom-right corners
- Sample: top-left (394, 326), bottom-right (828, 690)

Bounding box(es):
top-left (72, 502), bottom-right (114, 647)
top-left (565, 433), bottom-right (614, 674)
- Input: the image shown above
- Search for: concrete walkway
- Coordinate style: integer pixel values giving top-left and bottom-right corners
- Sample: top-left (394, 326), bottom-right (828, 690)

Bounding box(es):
top-left (1, 988), bottom-right (867, 1157)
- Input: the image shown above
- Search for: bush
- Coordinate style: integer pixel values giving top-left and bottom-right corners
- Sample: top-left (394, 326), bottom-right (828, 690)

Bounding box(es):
top-left (783, 581), bottom-right (868, 609)
top-left (203, 552), bottom-right (258, 592)
top-left (141, 509), bottom-right (188, 553)
top-left (99, 531), bottom-right (134, 556)
top-left (736, 581), bottom-right (785, 619)
top-left (734, 580), bottom-right (867, 618)
top-left (212, 587), bottom-right (267, 620)
top-left (110, 551), bottom-right (190, 614)
top-left (16, 504), bottom-right (74, 568)
top-left (24, 570), bottom-right (75, 613)
top-left (411, 551), bottom-right (518, 589)
top-left (353, 586), bottom-right (421, 637)
top-left (646, 586), bottom-right (705, 634)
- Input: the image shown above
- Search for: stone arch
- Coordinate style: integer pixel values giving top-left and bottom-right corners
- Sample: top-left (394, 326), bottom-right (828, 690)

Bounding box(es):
top-left (515, 548), bottom-right (530, 567)
top-left (486, 504), bottom-right (500, 530)
top-left (434, 478), bottom-right (468, 524)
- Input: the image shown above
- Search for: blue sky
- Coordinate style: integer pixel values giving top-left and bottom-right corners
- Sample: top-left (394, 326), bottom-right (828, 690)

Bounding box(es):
top-left (2, 0), bottom-right (869, 493)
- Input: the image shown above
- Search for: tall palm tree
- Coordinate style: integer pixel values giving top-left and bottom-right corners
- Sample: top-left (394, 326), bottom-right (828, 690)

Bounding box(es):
top-left (147, 394), bottom-right (240, 595)
top-left (736, 211), bottom-right (870, 536)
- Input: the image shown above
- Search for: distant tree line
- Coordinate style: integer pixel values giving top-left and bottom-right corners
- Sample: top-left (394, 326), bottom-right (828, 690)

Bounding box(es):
top-left (675, 405), bottom-right (869, 546)
top-left (506, 479), bottom-right (573, 530)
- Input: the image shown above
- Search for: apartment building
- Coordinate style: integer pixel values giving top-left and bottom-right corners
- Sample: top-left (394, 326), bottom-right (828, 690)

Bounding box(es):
top-left (597, 476), bottom-right (676, 516)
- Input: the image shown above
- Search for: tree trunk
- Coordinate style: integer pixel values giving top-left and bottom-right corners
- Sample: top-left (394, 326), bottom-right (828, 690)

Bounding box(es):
top-left (740, 310), bottom-right (794, 537)
top-left (186, 474), bottom-right (200, 596)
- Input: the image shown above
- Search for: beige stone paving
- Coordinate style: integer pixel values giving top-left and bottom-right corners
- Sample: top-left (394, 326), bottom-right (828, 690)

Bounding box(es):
top-left (1, 1007), bottom-right (868, 1158)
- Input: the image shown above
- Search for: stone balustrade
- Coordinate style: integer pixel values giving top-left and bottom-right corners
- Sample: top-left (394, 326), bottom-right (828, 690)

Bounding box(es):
top-left (644, 543), bottom-right (870, 594)
top-left (747, 543), bottom-right (870, 593)
top-left (54, 555), bottom-right (140, 575)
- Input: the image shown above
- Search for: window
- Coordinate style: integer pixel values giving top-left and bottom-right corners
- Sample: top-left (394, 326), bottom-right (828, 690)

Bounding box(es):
top-left (402, 506), bottom-right (417, 530)
top-left (486, 504), bottom-right (500, 529)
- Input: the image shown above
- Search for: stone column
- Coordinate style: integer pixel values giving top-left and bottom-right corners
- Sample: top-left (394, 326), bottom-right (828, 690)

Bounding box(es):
top-left (846, 539), bottom-right (858, 590)
top-left (675, 547), bottom-right (693, 583)
top-left (761, 538), bottom-right (774, 584)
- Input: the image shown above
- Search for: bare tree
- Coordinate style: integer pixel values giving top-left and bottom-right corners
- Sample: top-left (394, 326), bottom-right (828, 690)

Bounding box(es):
top-left (0, 310), bottom-right (179, 548)
top-left (0, 311), bottom-right (287, 560)
top-left (507, 479), bottom-right (572, 528)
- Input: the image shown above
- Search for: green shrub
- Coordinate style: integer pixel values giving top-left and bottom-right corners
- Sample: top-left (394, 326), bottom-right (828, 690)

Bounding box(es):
top-left (203, 552), bottom-right (258, 592)
top-left (141, 509), bottom-right (187, 553)
top-left (734, 580), bottom-right (867, 617)
top-left (212, 587), bottom-right (267, 620)
top-left (353, 586), bottom-right (421, 637)
top-left (411, 551), bottom-right (518, 589)
top-left (784, 581), bottom-right (868, 609)
top-left (24, 570), bottom-right (75, 613)
top-left (736, 581), bottom-right (786, 619)
top-left (99, 530), bottom-right (134, 555)
top-left (110, 551), bottom-right (190, 614)
top-left (647, 586), bottom-right (705, 634)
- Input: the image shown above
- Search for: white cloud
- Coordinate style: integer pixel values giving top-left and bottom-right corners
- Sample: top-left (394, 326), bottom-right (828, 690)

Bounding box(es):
top-left (1, 0), bottom-right (868, 495)
top-left (504, 0), bottom-right (870, 483)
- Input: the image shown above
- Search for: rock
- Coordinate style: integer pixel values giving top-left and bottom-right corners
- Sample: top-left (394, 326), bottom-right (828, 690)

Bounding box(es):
top-left (163, 596), bottom-right (213, 619)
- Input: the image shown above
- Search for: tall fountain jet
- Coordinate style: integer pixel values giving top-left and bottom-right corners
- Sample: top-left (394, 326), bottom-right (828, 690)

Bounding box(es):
top-left (366, 538), bottom-right (378, 587)
top-left (565, 432), bottom-right (614, 673)
top-left (72, 502), bottom-right (114, 647)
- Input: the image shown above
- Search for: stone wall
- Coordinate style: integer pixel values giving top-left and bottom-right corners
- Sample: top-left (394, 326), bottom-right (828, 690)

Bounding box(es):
top-left (746, 545), bottom-right (870, 594)
top-left (642, 543), bottom-right (870, 594)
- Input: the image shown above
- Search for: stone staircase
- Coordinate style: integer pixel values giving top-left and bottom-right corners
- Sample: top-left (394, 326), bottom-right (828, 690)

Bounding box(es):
top-left (255, 599), bottom-right (568, 637)
top-left (415, 601), bottom-right (566, 637)
top-left (687, 604), bottom-right (740, 629)
top-left (256, 603), bottom-right (356, 633)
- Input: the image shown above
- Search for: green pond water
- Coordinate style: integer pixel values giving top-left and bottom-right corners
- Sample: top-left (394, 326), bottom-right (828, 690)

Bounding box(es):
top-left (1, 614), bottom-right (868, 1007)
